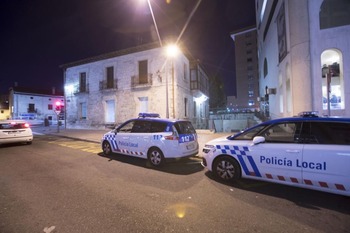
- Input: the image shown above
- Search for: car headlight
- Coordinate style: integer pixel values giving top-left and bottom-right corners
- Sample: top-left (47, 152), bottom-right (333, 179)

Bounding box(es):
top-left (203, 144), bottom-right (215, 153)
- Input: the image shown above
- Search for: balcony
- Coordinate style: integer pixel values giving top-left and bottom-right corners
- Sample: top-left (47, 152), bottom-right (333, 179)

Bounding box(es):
top-left (100, 80), bottom-right (118, 91)
top-left (131, 74), bottom-right (152, 88)
top-left (73, 84), bottom-right (89, 94)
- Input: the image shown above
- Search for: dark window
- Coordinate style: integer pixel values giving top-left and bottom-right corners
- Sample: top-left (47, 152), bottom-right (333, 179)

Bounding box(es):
top-left (263, 58), bottom-right (268, 77)
top-left (139, 60), bottom-right (148, 84)
top-left (174, 121), bottom-right (196, 134)
top-left (106, 66), bottom-right (114, 89)
top-left (132, 120), bottom-right (151, 133)
top-left (184, 98), bottom-right (188, 117)
top-left (28, 104), bottom-right (35, 113)
top-left (0, 122), bottom-right (27, 129)
top-left (117, 121), bottom-right (135, 133)
top-left (80, 72), bottom-right (87, 92)
top-left (48, 104), bottom-right (53, 110)
top-left (302, 121), bottom-right (350, 145)
top-left (259, 122), bottom-right (300, 143)
top-left (150, 121), bottom-right (167, 132)
top-left (320, 0), bottom-right (350, 29)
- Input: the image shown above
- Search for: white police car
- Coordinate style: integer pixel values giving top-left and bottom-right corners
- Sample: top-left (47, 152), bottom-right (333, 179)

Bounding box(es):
top-left (101, 113), bottom-right (198, 166)
top-left (201, 112), bottom-right (350, 196)
top-left (0, 120), bottom-right (33, 145)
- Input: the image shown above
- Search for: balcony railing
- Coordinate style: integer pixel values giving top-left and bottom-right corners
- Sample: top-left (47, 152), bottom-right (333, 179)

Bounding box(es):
top-left (73, 84), bottom-right (89, 94)
top-left (131, 74), bottom-right (152, 88)
top-left (100, 80), bottom-right (118, 91)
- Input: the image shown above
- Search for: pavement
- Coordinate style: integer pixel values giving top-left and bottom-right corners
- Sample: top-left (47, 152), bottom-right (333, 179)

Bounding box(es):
top-left (31, 125), bottom-right (231, 148)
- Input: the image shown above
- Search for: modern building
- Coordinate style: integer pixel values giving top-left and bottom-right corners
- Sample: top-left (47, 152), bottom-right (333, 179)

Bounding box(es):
top-left (8, 87), bottom-right (64, 122)
top-left (256, 0), bottom-right (350, 119)
top-left (60, 43), bottom-right (209, 129)
top-left (230, 26), bottom-right (259, 113)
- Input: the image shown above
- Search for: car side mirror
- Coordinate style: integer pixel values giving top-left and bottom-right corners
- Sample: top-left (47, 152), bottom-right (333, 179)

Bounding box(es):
top-left (252, 136), bottom-right (265, 145)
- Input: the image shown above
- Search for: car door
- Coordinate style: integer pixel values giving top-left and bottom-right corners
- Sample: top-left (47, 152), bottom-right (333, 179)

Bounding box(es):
top-left (115, 120), bottom-right (134, 155)
top-left (246, 122), bottom-right (303, 186)
top-left (300, 121), bottom-right (350, 195)
top-left (130, 120), bottom-right (151, 158)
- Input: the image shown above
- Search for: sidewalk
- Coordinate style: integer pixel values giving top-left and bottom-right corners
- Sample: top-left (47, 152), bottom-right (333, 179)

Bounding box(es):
top-left (31, 125), bottom-right (231, 147)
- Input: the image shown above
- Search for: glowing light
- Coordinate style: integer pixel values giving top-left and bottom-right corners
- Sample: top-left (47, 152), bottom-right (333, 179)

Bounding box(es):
top-left (166, 44), bottom-right (179, 58)
top-left (65, 85), bottom-right (74, 94)
top-left (167, 202), bottom-right (197, 219)
top-left (194, 94), bottom-right (208, 103)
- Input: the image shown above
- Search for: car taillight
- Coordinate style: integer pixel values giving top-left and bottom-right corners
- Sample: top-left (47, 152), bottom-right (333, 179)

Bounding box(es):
top-left (164, 135), bottom-right (179, 140)
top-left (24, 123), bottom-right (30, 128)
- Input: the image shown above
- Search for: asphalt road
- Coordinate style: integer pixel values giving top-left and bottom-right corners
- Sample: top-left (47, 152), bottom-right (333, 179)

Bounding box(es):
top-left (0, 135), bottom-right (349, 233)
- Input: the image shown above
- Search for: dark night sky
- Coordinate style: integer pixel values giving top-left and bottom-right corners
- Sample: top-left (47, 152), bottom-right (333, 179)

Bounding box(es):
top-left (0, 0), bottom-right (255, 96)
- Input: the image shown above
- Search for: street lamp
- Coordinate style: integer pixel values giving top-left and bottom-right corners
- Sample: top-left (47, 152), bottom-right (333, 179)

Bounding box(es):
top-left (323, 66), bottom-right (332, 116)
top-left (166, 44), bottom-right (179, 118)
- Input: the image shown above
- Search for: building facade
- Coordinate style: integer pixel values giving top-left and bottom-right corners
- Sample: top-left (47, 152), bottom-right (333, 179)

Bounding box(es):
top-left (256, 0), bottom-right (350, 119)
top-left (8, 87), bottom-right (64, 122)
top-left (0, 95), bottom-right (10, 120)
top-left (230, 27), bottom-right (259, 113)
top-left (61, 43), bottom-right (209, 129)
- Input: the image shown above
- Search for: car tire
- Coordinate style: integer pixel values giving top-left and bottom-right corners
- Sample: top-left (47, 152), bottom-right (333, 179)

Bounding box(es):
top-left (148, 147), bottom-right (164, 167)
top-left (213, 156), bottom-right (241, 181)
top-left (102, 141), bottom-right (112, 155)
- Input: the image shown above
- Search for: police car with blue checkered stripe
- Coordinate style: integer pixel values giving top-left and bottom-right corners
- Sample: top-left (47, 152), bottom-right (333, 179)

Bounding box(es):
top-left (201, 112), bottom-right (350, 196)
top-left (102, 113), bottom-right (198, 166)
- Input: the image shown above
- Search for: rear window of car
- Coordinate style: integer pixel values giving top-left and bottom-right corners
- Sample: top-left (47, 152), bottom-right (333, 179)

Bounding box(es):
top-left (0, 122), bottom-right (28, 130)
top-left (174, 121), bottom-right (196, 134)
top-left (301, 121), bottom-right (350, 145)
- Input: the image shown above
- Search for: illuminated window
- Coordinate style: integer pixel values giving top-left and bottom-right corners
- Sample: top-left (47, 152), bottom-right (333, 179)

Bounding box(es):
top-left (80, 102), bottom-right (87, 119)
top-left (321, 49), bottom-right (344, 110)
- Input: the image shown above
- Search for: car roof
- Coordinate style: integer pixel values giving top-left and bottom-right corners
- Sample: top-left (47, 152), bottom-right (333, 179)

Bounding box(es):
top-left (130, 117), bottom-right (189, 124)
top-left (264, 116), bottom-right (350, 125)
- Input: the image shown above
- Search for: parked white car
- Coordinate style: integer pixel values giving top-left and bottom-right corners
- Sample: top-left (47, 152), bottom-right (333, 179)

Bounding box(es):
top-left (202, 112), bottom-right (350, 196)
top-left (102, 113), bottom-right (199, 166)
top-left (0, 120), bottom-right (33, 145)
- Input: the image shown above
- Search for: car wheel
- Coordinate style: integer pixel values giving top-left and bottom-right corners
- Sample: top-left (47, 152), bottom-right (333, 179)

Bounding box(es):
top-left (213, 156), bottom-right (241, 181)
top-left (102, 141), bottom-right (112, 155)
top-left (27, 141), bottom-right (32, 145)
top-left (148, 148), bottom-right (164, 167)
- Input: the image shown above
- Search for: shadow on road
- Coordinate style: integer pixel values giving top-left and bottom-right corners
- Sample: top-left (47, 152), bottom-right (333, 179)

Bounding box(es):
top-left (204, 171), bottom-right (350, 215)
top-left (98, 152), bottom-right (204, 175)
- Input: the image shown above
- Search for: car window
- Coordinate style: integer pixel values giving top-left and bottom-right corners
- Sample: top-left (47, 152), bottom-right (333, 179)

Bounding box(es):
top-left (233, 125), bottom-right (266, 140)
top-left (118, 121), bottom-right (135, 133)
top-left (259, 122), bottom-right (299, 143)
top-left (174, 121), bottom-right (196, 134)
top-left (131, 120), bottom-right (151, 133)
top-left (306, 121), bottom-right (350, 145)
top-left (150, 121), bottom-right (167, 133)
top-left (0, 122), bottom-right (27, 130)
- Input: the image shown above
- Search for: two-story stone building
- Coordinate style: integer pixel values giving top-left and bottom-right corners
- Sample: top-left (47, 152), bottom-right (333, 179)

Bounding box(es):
top-left (61, 43), bottom-right (209, 129)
